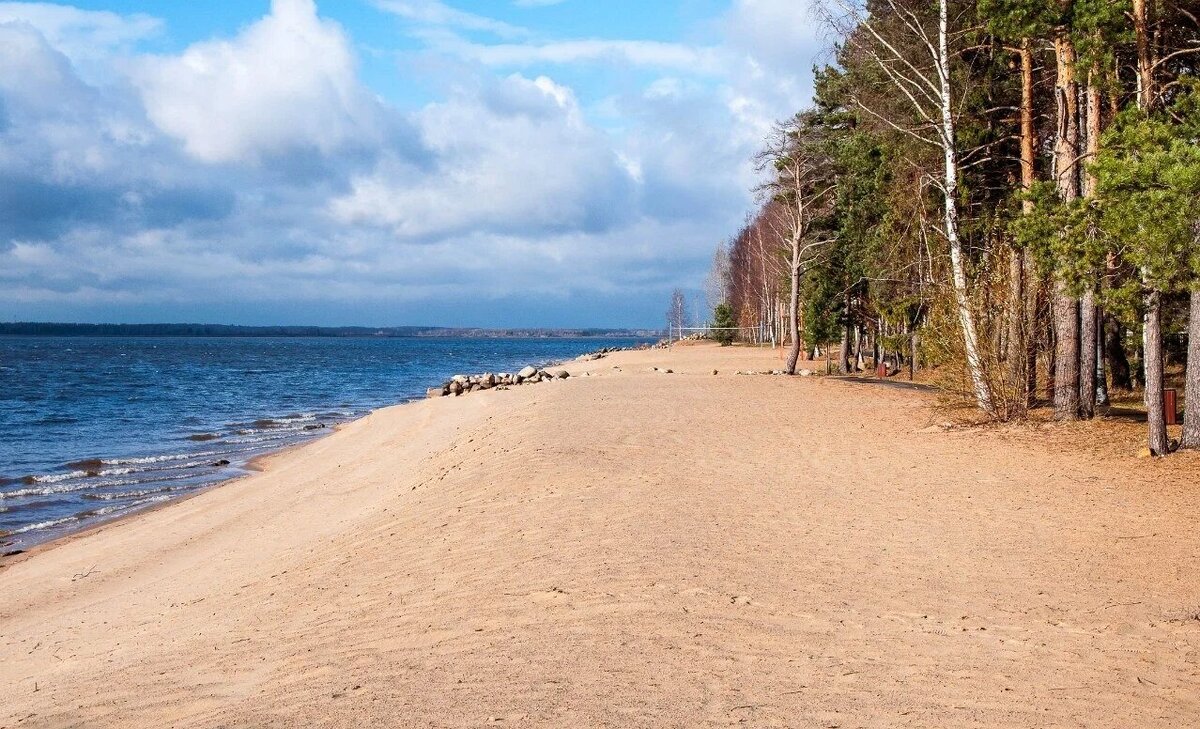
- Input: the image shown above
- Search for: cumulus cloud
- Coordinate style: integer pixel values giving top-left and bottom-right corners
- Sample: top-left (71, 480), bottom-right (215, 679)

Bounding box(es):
top-left (331, 73), bottom-right (636, 240)
top-left (0, 0), bottom-right (824, 326)
top-left (132, 0), bottom-right (384, 165)
top-left (0, 2), bottom-right (160, 66)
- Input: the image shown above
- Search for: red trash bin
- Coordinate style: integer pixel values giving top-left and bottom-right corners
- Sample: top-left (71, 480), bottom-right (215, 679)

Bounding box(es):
top-left (1165, 389), bottom-right (1178, 426)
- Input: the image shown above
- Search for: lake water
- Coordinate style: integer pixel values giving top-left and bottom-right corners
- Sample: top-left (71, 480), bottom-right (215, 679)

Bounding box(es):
top-left (0, 336), bottom-right (650, 549)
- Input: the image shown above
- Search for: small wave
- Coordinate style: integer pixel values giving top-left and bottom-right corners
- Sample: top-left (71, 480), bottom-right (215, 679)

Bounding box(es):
top-left (0, 470), bottom-right (210, 500)
top-left (30, 470), bottom-right (90, 484)
top-left (82, 485), bottom-right (181, 502)
top-left (28, 466), bottom-right (140, 485)
top-left (186, 434), bottom-right (221, 442)
top-left (101, 449), bottom-right (226, 466)
top-left (84, 495), bottom-right (172, 518)
top-left (233, 413), bottom-right (318, 430)
top-left (13, 515), bottom-right (79, 534)
top-left (225, 432), bottom-right (302, 445)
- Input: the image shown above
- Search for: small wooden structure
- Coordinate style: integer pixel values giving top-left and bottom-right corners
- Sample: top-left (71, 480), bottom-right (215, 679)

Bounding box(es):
top-left (1164, 389), bottom-right (1179, 426)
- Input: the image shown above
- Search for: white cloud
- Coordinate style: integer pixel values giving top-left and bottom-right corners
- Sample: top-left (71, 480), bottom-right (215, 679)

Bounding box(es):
top-left (0, 2), bottom-right (160, 65)
top-left (371, 0), bottom-right (528, 39)
top-left (425, 36), bottom-right (725, 73)
top-left (132, 0), bottom-right (382, 164)
top-left (330, 73), bottom-right (636, 240)
top-left (0, 0), bottom-right (827, 326)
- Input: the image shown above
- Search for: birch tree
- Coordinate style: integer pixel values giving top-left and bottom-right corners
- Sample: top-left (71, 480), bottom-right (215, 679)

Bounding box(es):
top-left (759, 111), bottom-right (838, 375)
top-left (823, 0), bottom-right (995, 413)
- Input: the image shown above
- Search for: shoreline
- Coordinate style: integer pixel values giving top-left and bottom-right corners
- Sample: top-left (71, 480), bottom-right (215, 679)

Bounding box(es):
top-left (6, 343), bottom-right (1200, 726)
top-left (0, 342), bottom-right (649, 559)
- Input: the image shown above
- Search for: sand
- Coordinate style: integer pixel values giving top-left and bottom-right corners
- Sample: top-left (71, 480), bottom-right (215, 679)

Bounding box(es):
top-left (3, 343), bottom-right (1200, 727)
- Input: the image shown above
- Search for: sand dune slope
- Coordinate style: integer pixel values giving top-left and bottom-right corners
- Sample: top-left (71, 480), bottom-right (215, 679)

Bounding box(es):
top-left (3, 344), bottom-right (1200, 727)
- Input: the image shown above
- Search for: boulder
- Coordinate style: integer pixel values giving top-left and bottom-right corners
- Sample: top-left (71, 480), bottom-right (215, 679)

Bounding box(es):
top-left (451, 381), bottom-right (464, 396)
top-left (555, 370), bottom-right (570, 379)
top-left (518, 366), bottom-right (538, 380)
top-left (482, 373), bottom-right (497, 388)
top-left (451, 374), bottom-right (469, 385)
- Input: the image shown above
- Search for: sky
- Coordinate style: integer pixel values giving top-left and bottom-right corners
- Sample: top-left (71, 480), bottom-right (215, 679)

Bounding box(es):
top-left (0, 0), bottom-right (823, 327)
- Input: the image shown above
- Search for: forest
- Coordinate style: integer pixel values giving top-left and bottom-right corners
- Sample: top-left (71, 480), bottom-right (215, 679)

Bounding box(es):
top-left (706, 0), bottom-right (1200, 454)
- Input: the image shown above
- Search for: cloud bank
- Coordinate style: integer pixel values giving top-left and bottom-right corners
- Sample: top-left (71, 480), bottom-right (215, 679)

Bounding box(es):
top-left (0, 0), bottom-right (820, 326)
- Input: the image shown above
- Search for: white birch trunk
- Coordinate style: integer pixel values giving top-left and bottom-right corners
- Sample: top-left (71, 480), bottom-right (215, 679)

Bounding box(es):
top-left (938, 0), bottom-right (992, 413)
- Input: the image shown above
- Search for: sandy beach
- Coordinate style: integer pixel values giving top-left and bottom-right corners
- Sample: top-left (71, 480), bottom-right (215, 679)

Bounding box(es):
top-left (3, 343), bottom-right (1200, 727)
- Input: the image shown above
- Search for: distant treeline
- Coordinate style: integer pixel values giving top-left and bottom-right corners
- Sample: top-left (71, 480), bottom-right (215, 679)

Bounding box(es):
top-left (0, 323), bottom-right (662, 339)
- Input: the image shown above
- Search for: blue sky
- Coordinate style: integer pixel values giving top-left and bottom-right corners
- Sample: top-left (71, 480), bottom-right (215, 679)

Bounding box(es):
top-left (0, 0), bottom-right (821, 327)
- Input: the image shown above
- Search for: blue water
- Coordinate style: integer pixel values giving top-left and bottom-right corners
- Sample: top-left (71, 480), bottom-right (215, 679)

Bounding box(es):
top-left (0, 336), bottom-right (650, 548)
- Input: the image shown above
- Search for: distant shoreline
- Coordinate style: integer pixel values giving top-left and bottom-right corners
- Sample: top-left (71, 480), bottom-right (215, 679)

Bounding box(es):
top-left (0, 322), bottom-right (663, 339)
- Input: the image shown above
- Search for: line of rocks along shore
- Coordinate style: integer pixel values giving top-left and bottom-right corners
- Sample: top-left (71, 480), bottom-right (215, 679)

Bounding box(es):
top-left (426, 344), bottom-right (660, 399)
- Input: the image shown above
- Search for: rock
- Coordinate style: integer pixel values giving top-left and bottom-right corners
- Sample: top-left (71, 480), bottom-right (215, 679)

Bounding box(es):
top-left (555, 370), bottom-right (570, 379)
top-left (799, 369), bottom-right (814, 377)
top-left (518, 366), bottom-right (538, 380)
top-left (212, 459), bottom-right (231, 467)
top-left (451, 381), bottom-right (464, 396)
top-left (665, 369), bottom-right (674, 374)
top-left (712, 370), bottom-right (719, 375)
top-left (451, 374), bottom-right (469, 384)
top-left (427, 387), bottom-right (446, 398)
top-left (482, 373), bottom-right (497, 388)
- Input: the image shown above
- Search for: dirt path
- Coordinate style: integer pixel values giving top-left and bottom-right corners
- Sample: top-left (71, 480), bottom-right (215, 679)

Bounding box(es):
top-left (2, 343), bottom-right (1199, 727)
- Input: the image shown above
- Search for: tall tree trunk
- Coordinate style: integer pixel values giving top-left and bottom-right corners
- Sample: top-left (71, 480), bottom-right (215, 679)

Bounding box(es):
top-left (1079, 291), bottom-right (1098, 418)
top-left (1145, 292), bottom-right (1170, 454)
top-left (910, 328), bottom-right (919, 381)
top-left (1010, 38), bottom-right (1038, 410)
top-left (1096, 306), bottom-right (1110, 406)
top-left (840, 300), bottom-right (852, 375)
top-left (938, 0), bottom-right (992, 413)
top-left (785, 237), bottom-right (802, 375)
top-left (1052, 28), bottom-right (1082, 421)
top-left (1134, 0), bottom-right (1155, 110)
top-left (1078, 71), bottom-right (1102, 419)
top-left (1134, 0), bottom-right (1168, 453)
top-left (1183, 290), bottom-right (1200, 448)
